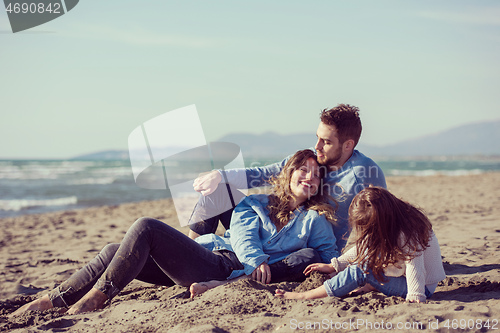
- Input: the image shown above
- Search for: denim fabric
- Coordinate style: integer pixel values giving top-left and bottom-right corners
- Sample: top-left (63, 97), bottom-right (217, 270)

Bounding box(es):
top-left (191, 150), bottom-right (386, 251)
top-left (323, 265), bottom-right (432, 299)
top-left (188, 185), bottom-right (245, 234)
top-left (49, 217), bottom-right (242, 306)
top-left (48, 216), bottom-right (320, 307)
top-left (229, 194), bottom-right (338, 276)
top-left (268, 248), bottom-right (321, 283)
top-left (195, 194), bottom-right (338, 279)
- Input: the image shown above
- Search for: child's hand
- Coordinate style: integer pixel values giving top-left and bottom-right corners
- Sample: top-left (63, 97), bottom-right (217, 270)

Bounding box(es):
top-left (407, 299), bottom-right (425, 303)
top-left (275, 289), bottom-right (302, 300)
top-left (304, 263), bottom-right (336, 276)
top-left (276, 286), bottom-right (328, 300)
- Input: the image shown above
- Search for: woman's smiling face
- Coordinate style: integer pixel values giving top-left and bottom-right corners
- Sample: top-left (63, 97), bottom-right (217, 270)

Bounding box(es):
top-left (289, 157), bottom-right (321, 207)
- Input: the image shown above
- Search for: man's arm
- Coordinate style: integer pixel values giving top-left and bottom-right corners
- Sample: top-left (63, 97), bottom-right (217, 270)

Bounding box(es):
top-left (193, 158), bottom-right (288, 196)
top-left (225, 160), bottom-right (285, 188)
top-left (352, 154), bottom-right (387, 190)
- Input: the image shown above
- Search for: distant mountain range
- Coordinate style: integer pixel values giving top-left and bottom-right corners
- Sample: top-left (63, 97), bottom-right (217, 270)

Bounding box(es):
top-left (72, 119), bottom-right (500, 160)
top-left (357, 119), bottom-right (500, 157)
top-left (72, 150), bottom-right (129, 160)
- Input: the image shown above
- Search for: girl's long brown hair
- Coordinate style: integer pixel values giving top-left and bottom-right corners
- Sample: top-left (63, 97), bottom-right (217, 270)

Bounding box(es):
top-left (267, 149), bottom-right (337, 229)
top-left (349, 186), bottom-right (432, 282)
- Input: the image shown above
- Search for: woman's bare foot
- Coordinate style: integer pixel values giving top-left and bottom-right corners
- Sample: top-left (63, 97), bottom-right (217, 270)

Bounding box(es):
top-left (8, 294), bottom-right (54, 318)
top-left (67, 288), bottom-right (108, 315)
top-left (189, 280), bottom-right (226, 298)
top-left (190, 275), bottom-right (249, 298)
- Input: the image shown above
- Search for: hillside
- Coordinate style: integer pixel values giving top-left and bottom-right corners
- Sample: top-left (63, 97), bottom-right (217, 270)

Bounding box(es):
top-left (357, 119), bottom-right (500, 157)
top-left (71, 119), bottom-right (500, 160)
top-left (220, 119), bottom-right (500, 158)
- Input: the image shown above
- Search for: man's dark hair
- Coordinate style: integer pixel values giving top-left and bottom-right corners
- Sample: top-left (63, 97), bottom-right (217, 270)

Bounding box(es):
top-left (319, 104), bottom-right (362, 145)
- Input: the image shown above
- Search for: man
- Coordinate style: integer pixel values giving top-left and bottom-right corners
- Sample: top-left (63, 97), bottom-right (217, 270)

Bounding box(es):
top-left (188, 104), bottom-right (386, 251)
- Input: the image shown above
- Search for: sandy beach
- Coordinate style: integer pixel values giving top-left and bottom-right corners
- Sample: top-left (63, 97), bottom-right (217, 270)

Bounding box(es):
top-left (1, 173), bottom-right (500, 332)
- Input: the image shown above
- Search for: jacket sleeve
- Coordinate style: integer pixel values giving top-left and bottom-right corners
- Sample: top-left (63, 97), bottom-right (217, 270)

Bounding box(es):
top-left (229, 200), bottom-right (270, 275)
top-left (331, 246), bottom-right (358, 273)
top-left (305, 213), bottom-right (339, 263)
top-left (352, 163), bottom-right (387, 190)
top-left (220, 157), bottom-right (288, 189)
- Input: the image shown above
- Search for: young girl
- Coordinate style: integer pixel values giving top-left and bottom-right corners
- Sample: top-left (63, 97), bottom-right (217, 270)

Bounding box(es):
top-left (275, 186), bottom-right (446, 303)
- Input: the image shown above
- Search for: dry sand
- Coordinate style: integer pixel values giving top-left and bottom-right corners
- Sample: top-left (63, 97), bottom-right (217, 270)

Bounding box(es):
top-left (1, 173), bottom-right (500, 332)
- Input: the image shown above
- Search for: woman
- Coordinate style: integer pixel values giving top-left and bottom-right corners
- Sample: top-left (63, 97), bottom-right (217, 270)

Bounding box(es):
top-left (10, 149), bottom-right (338, 316)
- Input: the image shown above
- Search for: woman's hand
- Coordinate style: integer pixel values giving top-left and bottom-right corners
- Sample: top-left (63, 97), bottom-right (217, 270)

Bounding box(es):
top-left (193, 170), bottom-right (221, 196)
top-left (303, 263), bottom-right (336, 276)
top-left (251, 263), bottom-right (271, 284)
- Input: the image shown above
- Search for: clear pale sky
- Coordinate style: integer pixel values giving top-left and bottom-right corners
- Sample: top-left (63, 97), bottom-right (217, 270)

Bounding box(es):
top-left (1, 1), bottom-right (499, 159)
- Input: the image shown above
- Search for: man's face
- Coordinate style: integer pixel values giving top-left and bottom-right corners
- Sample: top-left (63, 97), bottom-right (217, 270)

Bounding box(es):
top-left (314, 122), bottom-right (344, 168)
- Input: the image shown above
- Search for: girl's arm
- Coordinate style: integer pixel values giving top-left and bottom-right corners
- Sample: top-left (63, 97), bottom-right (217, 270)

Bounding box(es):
top-left (331, 246), bottom-right (358, 272)
top-left (275, 285), bottom-right (328, 300)
top-left (405, 252), bottom-right (427, 303)
top-left (304, 263), bottom-right (336, 276)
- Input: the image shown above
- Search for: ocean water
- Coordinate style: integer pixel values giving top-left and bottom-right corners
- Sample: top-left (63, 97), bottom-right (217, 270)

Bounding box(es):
top-left (0, 157), bottom-right (499, 218)
top-left (376, 157), bottom-right (500, 177)
top-left (0, 160), bottom-right (170, 218)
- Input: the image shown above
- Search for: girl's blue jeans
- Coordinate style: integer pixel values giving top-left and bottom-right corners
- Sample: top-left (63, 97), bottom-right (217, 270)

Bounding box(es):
top-left (48, 217), bottom-right (319, 308)
top-left (324, 265), bottom-right (432, 299)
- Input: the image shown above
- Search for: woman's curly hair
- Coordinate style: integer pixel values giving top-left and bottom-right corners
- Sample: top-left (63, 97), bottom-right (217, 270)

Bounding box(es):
top-left (266, 149), bottom-right (337, 229)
